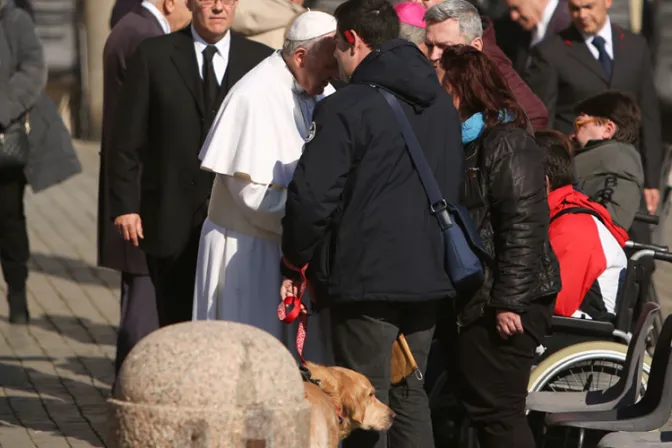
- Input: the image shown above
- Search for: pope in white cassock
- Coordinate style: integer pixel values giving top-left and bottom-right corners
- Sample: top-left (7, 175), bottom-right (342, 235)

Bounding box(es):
top-left (193, 11), bottom-right (339, 365)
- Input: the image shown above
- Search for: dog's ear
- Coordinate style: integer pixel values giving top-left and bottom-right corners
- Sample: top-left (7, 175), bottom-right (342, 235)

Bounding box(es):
top-left (339, 375), bottom-right (369, 425)
top-left (338, 380), bottom-right (366, 424)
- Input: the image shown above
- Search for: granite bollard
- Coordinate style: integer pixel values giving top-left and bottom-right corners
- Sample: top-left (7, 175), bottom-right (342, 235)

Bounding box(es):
top-left (108, 321), bottom-right (311, 447)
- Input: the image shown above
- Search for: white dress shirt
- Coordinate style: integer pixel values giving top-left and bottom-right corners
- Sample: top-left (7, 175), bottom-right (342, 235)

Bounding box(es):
top-left (191, 25), bottom-right (231, 85)
top-left (581, 17), bottom-right (614, 60)
top-left (530, 0), bottom-right (560, 47)
top-left (141, 0), bottom-right (171, 35)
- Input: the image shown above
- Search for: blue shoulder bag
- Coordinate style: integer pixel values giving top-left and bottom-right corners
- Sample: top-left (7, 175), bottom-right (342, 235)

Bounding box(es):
top-left (375, 87), bottom-right (488, 297)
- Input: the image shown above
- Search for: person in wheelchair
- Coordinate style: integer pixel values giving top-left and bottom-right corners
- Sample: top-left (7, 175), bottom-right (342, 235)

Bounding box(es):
top-left (571, 91), bottom-right (645, 231)
top-left (536, 130), bottom-right (630, 322)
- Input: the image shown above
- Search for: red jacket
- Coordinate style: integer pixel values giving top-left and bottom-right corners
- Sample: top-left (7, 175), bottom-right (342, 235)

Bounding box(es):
top-left (482, 17), bottom-right (549, 130)
top-left (549, 186), bottom-right (629, 319)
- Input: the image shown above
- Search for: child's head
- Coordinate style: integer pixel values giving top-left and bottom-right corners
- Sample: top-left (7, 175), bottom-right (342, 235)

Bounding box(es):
top-left (535, 129), bottom-right (575, 193)
top-left (572, 91), bottom-right (641, 148)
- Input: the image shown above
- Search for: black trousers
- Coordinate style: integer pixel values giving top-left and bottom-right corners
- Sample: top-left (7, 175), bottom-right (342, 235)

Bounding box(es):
top-left (331, 300), bottom-right (438, 448)
top-left (0, 168), bottom-right (29, 292)
top-left (115, 272), bottom-right (159, 374)
top-left (454, 299), bottom-right (553, 448)
top-left (146, 226), bottom-right (201, 327)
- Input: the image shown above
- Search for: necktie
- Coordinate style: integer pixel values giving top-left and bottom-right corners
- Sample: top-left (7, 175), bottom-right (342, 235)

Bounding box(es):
top-left (591, 36), bottom-right (613, 80)
top-left (202, 46), bottom-right (219, 117)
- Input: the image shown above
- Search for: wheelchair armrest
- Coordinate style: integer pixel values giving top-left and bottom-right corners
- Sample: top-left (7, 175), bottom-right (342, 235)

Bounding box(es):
top-left (551, 316), bottom-right (615, 338)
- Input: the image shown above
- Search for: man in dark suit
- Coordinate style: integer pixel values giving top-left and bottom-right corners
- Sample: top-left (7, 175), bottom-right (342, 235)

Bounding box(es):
top-left (525, 0), bottom-right (663, 215)
top-left (110, 0), bottom-right (142, 28)
top-left (100, 1), bottom-right (192, 375)
top-left (495, 0), bottom-right (570, 74)
top-left (109, 0), bottom-right (272, 328)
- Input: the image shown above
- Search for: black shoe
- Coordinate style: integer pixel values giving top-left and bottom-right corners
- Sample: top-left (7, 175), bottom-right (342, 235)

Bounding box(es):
top-left (8, 289), bottom-right (29, 324)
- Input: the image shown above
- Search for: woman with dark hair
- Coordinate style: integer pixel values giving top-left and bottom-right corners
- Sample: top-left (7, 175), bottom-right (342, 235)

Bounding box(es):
top-left (439, 45), bottom-right (561, 448)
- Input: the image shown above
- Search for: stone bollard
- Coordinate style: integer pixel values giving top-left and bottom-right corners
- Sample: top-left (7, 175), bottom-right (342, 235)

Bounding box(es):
top-left (108, 321), bottom-right (311, 448)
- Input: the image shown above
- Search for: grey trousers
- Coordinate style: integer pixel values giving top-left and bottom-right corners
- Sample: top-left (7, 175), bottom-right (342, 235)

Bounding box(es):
top-left (115, 272), bottom-right (159, 375)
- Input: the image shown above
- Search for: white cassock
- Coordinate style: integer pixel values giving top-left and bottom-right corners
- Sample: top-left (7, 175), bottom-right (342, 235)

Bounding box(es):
top-left (193, 51), bottom-right (335, 365)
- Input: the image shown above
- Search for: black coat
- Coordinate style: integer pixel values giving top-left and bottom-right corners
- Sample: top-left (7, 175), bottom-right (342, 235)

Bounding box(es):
top-left (525, 24), bottom-right (663, 188)
top-left (98, 5), bottom-right (164, 274)
top-left (493, 0), bottom-right (570, 75)
top-left (459, 126), bottom-right (561, 328)
top-left (110, 0), bottom-right (140, 29)
top-left (282, 39), bottom-right (463, 307)
top-left (109, 27), bottom-right (272, 258)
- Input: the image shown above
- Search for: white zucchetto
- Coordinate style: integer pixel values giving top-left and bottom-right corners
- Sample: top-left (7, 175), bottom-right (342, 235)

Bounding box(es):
top-left (286, 11), bottom-right (337, 41)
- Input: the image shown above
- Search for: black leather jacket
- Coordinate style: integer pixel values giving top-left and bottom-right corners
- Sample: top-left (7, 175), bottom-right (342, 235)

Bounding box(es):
top-left (458, 125), bottom-right (561, 328)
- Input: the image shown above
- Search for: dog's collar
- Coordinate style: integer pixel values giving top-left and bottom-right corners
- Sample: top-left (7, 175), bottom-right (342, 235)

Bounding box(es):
top-left (300, 364), bottom-right (345, 424)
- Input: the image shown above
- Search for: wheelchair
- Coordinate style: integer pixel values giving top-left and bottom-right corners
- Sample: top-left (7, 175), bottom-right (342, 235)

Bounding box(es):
top-left (425, 213), bottom-right (672, 447)
top-left (529, 213), bottom-right (670, 396)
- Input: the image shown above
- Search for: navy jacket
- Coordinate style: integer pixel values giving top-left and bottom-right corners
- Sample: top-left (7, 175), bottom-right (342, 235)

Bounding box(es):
top-left (282, 39), bottom-right (463, 306)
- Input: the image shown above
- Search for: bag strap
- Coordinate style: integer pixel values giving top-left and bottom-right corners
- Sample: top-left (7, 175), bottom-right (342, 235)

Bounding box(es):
top-left (374, 86), bottom-right (450, 219)
top-left (551, 207), bottom-right (605, 225)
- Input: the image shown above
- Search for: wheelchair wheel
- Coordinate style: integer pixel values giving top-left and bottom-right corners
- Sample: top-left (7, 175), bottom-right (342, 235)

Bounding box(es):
top-left (528, 341), bottom-right (652, 393)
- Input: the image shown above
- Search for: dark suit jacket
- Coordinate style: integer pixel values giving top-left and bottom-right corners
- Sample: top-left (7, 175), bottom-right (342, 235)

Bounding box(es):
top-left (482, 17), bottom-right (548, 130)
top-left (109, 26), bottom-right (272, 258)
top-left (98, 6), bottom-right (164, 274)
top-left (525, 24), bottom-right (663, 188)
top-left (495, 0), bottom-right (570, 75)
top-left (110, 0), bottom-right (141, 29)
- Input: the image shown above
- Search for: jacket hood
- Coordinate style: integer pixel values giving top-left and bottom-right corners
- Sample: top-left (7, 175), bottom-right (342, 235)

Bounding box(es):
top-left (350, 38), bottom-right (442, 109)
top-left (549, 185), bottom-right (629, 246)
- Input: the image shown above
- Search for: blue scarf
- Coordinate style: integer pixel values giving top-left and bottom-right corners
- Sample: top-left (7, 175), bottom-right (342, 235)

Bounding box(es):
top-left (461, 113), bottom-right (486, 144)
top-left (461, 111), bottom-right (513, 144)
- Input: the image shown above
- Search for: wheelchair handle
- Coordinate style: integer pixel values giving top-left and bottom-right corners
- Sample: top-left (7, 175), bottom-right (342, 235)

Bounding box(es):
top-left (633, 213), bottom-right (660, 225)
top-left (654, 251), bottom-right (672, 263)
top-left (625, 241), bottom-right (670, 253)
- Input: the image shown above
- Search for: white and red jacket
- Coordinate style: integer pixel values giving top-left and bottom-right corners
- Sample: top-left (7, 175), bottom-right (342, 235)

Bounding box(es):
top-left (549, 186), bottom-right (629, 320)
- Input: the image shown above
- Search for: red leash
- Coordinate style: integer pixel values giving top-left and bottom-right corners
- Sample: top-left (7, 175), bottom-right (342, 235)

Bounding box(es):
top-left (277, 258), bottom-right (311, 364)
top-left (277, 262), bottom-right (345, 423)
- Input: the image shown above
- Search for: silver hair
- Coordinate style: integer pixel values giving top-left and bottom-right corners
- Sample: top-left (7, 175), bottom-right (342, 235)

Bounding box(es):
top-left (424, 0), bottom-right (483, 42)
top-left (282, 34), bottom-right (330, 57)
top-left (399, 23), bottom-right (426, 46)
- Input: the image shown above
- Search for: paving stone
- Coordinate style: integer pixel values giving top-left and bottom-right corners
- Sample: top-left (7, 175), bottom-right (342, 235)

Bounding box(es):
top-left (0, 142), bottom-right (117, 447)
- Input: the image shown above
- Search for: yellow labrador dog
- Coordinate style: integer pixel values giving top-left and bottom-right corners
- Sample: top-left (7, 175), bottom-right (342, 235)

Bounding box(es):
top-left (303, 362), bottom-right (395, 448)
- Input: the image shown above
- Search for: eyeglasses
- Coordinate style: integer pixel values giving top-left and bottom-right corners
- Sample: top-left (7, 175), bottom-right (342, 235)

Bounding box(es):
top-left (573, 116), bottom-right (605, 134)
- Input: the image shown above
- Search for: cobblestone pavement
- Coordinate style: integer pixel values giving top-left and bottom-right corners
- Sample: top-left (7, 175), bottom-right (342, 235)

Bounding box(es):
top-left (0, 142), bottom-right (670, 446)
top-left (0, 141), bottom-right (118, 447)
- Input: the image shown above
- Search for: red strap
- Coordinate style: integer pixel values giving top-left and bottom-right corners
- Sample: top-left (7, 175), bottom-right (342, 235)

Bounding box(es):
top-left (277, 258), bottom-right (310, 364)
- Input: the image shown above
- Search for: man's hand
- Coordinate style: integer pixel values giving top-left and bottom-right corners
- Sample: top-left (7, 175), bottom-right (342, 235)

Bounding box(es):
top-left (280, 278), bottom-right (299, 299)
top-left (495, 310), bottom-right (524, 340)
top-left (644, 188), bottom-right (660, 215)
top-left (280, 278), bottom-right (307, 314)
top-left (114, 213), bottom-right (143, 247)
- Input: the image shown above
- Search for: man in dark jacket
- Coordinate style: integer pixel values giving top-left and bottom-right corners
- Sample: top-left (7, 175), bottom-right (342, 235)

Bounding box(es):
top-left (100, 0), bottom-right (191, 375)
top-left (424, 0), bottom-right (549, 129)
top-left (280, 0), bottom-right (462, 446)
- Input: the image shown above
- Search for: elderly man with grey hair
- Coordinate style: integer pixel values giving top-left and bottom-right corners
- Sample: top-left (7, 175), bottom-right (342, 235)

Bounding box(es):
top-left (193, 11), bottom-right (338, 365)
top-left (424, 0), bottom-right (549, 129)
